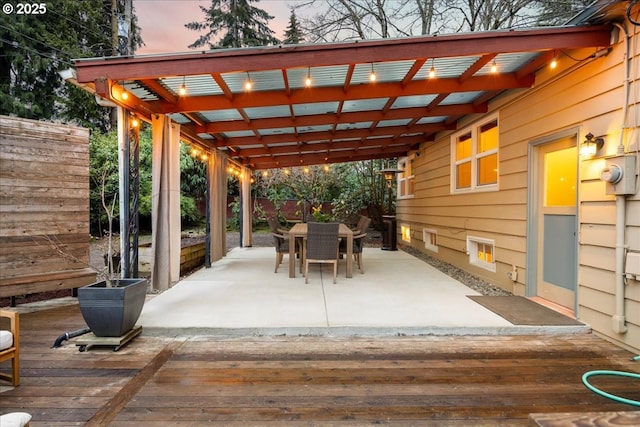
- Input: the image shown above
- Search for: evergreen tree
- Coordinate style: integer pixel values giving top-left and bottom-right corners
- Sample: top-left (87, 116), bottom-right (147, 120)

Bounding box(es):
top-left (282, 10), bottom-right (305, 44)
top-left (185, 0), bottom-right (280, 49)
top-left (0, 0), bottom-right (142, 131)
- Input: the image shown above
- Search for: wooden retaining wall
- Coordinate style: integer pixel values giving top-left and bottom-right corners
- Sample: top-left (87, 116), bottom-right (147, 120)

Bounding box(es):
top-left (0, 116), bottom-right (95, 298)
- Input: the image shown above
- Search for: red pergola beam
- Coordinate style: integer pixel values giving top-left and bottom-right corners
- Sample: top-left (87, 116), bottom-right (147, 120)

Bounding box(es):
top-left (75, 25), bottom-right (612, 83)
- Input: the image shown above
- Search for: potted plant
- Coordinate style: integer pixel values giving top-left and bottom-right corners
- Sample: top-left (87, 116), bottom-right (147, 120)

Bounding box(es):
top-left (76, 169), bottom-right (147, 337)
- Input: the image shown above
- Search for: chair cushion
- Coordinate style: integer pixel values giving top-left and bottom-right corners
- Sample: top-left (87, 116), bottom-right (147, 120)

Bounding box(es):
top-left (0, 412), bottom-right (32, 427)
top-left (0, 330), bottom-right (13, 351)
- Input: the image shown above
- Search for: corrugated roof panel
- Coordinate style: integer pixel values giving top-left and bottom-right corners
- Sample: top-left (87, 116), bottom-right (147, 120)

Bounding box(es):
top-left (160, 75), bottom-right (221, 97)
top-left (440, 91), bottom-right (483, 105)
top-left (335, 122), bottom-right (372, 130)
top-left (287, 65), bottom-right (349, 89)
top-left (222, 69), bottom-right (284, 93)
top-left (417, 116), bottom-right (447, 124)
top-left (259, 127), bottom-right (295, 136)
top-left (476, 52), bottom-right (539, 75)
top-left (200, 109), bottom-right (243, 121)
top-left (297, 124), bottom-right (333, 133)
top-left (245, 105), bottom-right (291, 119)
top-left (197, 133), bottom-right (215, 139)
top-left (342, 98), bottom-right (388, 113)
top-left (378, 119), bottom-right (412, 127)
top-left (222, 130), bottom-right (256, 138)
top-left (293, 101), bottom-right (339, 116)
top-left (416, 56), bottom-right (480, 80)
top-left (167, 113), bottom-right (191, 124)
top-left (125, 81), bottom-right (158, 101)
top-left (351, 60), bottom-right (414, 84)
top-left (392, 95), bottom-right (437, 109)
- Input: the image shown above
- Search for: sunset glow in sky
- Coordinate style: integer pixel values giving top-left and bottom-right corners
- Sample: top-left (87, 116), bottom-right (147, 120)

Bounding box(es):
top-left (134, 0), bottom-right (294, 54)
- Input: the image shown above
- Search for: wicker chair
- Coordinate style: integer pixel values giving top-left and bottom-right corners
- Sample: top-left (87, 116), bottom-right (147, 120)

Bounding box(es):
top-left (0, 309), bottom-right (19, 387)
top-left (304, 222), bottom-right (340, 284)
top-left (340, 216), bottom-right (371, 273)
top-left (268, 217), bottom-right (300, 273)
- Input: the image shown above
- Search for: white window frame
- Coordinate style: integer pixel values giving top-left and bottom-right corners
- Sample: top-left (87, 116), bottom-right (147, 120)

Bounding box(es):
top-left (397, 155), bottom-right (415, 199)
top-left (450, 114), bottom-right (499, 194)
top-left (466, 236), bottom-right (496, 272)
top-left (423, 228), bottom-right (438, 253)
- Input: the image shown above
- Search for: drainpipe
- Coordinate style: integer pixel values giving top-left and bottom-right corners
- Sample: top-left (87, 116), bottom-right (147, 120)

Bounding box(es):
top-left (611, 22), bottom-right (632, 334)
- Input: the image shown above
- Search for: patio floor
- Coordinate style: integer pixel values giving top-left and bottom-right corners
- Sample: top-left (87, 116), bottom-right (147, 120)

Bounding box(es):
top-left (138, 247), bottom-right (588, 337)
top-left (2, 248), bottom-right (640, 425)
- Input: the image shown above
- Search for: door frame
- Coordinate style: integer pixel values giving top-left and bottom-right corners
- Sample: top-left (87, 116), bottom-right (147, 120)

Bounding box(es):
top-left (526, 128), bottom-right (580, 308)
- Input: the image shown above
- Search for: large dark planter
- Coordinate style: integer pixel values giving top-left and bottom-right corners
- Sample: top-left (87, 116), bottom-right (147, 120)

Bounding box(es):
top-left (77, 278), bottom-right (147, 337)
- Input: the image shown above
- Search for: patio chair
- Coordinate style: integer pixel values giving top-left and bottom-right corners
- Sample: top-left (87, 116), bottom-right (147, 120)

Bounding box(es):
top-left (340, 216), bottom-right (371, 273)
top-left (304, 222), bottom-right (340, 284)
top-left (269, 216), bottom-right (302, 273)
top-left (0, 309), bottom-right (20, 387)
top-left (350, 215), bottom-right (370, 234)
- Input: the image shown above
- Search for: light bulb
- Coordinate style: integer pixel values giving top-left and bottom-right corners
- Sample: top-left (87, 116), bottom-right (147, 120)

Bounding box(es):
top-left (429, 67), bottom-right (436, 79)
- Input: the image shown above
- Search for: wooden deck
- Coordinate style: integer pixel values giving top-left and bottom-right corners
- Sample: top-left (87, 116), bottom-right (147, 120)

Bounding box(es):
top-left (1, 303), bottom-right (639, 426)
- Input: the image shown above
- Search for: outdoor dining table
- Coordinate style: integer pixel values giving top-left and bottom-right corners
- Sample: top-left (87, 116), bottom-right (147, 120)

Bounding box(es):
top-left (288, 222), bottom-right (354, 279)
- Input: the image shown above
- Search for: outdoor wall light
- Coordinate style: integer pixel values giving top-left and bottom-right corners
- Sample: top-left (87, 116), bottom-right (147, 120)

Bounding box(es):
top-left (580, 132), bottom-right (604, 157)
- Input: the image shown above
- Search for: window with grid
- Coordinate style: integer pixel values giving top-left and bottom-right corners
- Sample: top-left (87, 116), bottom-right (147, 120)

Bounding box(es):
top-left (397, 155), bottom-right (415, 198)
top-left (451, 116), bottom-right (498, 193)
top-left (466, 236), bottom-right (496, 272)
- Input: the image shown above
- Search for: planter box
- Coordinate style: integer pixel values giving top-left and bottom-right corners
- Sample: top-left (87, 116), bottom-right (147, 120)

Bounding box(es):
top-left (77, 278), bottom-right (147, 337)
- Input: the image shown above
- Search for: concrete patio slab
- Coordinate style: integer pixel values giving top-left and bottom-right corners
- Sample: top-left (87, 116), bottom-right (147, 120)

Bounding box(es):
top-left (138, 247), bottom-right (590, 337)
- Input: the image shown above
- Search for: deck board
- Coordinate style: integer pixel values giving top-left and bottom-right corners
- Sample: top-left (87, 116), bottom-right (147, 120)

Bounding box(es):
top-left (1, 304), bottom-right (638, 426)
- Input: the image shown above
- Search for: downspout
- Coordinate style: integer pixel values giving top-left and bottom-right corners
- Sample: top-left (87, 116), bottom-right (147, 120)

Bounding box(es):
top-left (611, 21), bottom-right (632, 334)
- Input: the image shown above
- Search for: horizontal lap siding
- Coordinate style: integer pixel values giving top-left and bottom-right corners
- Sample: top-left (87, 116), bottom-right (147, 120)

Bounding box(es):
top-left (0, 116), bottom-right (94, 297)
top-left (397, 38), bottom-right (639, 351)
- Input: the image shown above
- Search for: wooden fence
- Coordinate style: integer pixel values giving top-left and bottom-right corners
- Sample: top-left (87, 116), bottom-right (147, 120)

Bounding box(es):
top-left (0, 116), bottom-right (95, 298)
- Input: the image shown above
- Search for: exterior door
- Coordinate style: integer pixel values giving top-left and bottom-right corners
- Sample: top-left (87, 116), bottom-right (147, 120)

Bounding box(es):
top-left (536, 138), bottom-right (578, 310)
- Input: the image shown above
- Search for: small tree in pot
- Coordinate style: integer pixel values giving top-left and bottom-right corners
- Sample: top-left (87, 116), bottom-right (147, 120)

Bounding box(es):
top-left (78, 167), bottom-right (147, 337)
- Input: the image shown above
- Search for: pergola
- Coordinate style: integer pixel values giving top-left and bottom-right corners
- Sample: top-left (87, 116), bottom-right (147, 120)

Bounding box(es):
top-left (70, 22), bottom-right (612, 290)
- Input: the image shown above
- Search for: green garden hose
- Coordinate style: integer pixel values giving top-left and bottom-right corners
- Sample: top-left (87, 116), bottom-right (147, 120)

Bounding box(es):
top-left (581, 356), bottom-right (640, 407)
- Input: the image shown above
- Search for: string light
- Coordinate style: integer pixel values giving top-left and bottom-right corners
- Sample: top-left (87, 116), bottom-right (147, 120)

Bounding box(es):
top-left (490, 60), bottom-right (498, 74)
top-left (121, 89), bottom-right (129, 100)
top-left (369, 63), bottom-right (377, 82)
top-left (130, 115), bottom-right (139, 128)
top-left (179, 76), bottom-right (187, 96)
top-left (550, 51), bottom-right (557, 69)
top-left (305, 67), bottom-right (312, 87)
top-left (428, 58), bottom-right (436, 79)
top-left (244, 72), bottom-right (253, 91)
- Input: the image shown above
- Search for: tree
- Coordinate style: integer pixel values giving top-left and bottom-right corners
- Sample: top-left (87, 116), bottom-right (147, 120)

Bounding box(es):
top-left (535, 0), bottom-right (593, 26)
top-left (185, 0), bottom-right (280, 49)
top-left (0, 0), bottom-right (142, 131)
top-left (282, 10), bottom-right (305, 44)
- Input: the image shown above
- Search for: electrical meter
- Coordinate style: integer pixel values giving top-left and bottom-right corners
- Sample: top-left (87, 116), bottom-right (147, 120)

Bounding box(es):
top-left (600, 155), bottom-right (637, 195)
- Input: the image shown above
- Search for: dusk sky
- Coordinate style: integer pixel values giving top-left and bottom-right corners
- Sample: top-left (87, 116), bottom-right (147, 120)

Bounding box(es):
top-left (134, 0), bottom-right (296, 54)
